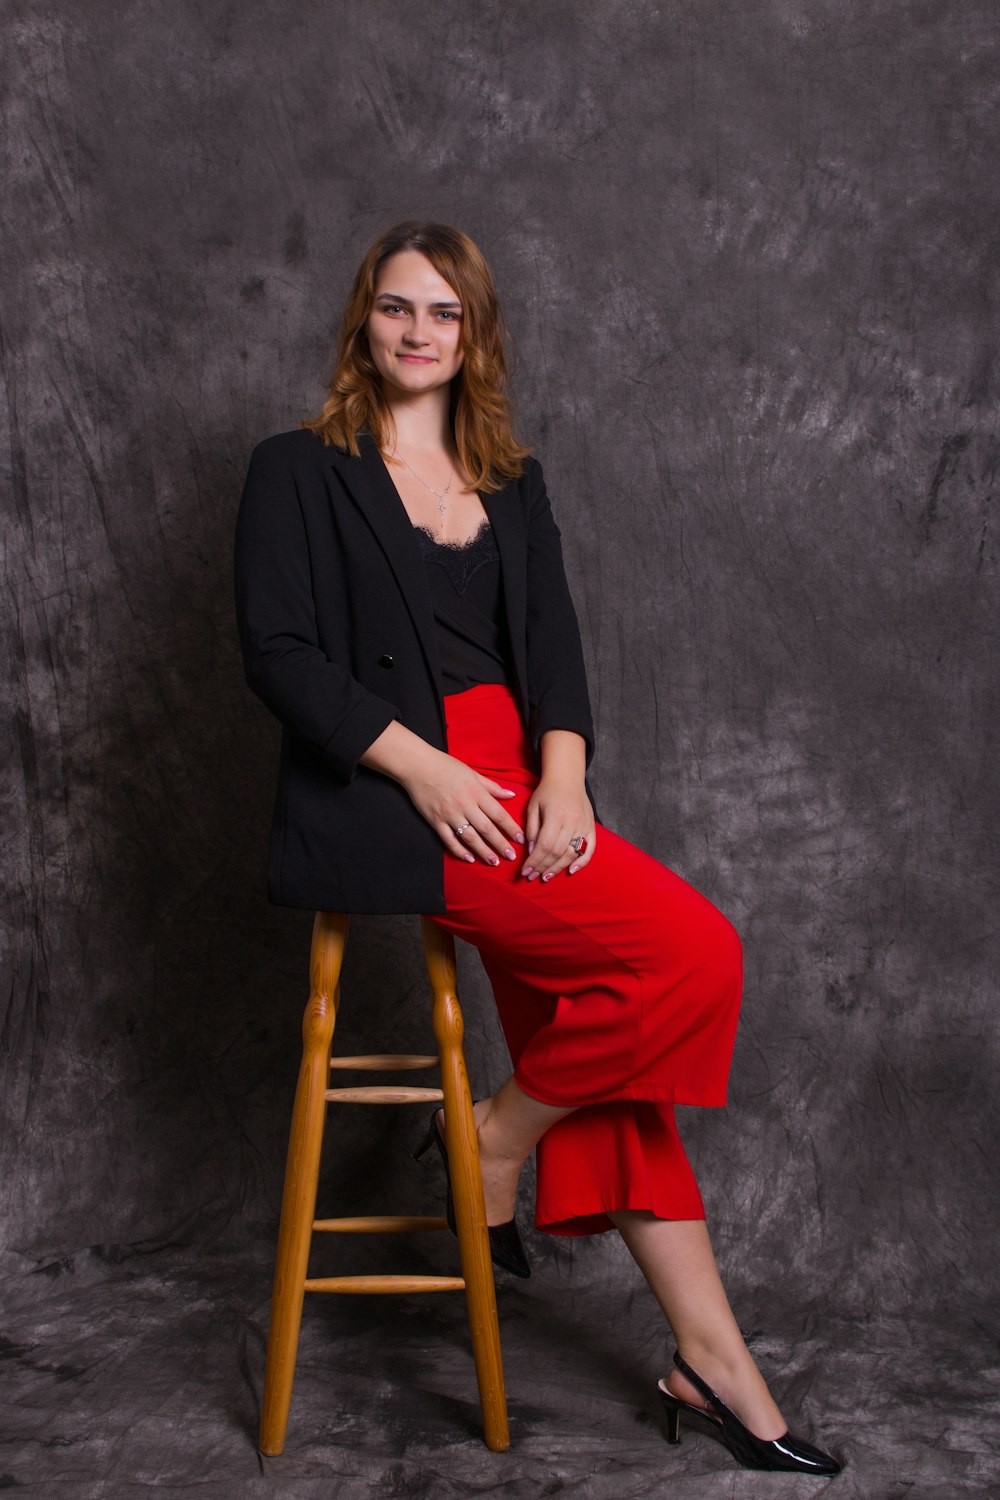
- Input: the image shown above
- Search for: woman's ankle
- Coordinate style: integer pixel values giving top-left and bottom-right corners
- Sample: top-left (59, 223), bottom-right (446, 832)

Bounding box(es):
top-left (669, 1345), bottom-right (786, 1441)
top-left (471, 1098), bottom-right (527, 1224)
top-left (474, 1096), bottom-right (529, 1169)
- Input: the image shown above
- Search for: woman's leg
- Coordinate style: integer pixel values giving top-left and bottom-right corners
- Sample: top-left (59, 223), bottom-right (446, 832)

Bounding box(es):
top-left (470, 1078), bottom-right (573, 1224)
top-left (466, 1086), bottom-right (788, 1441)
top-left (610, 1210), bottom-right (786, 1440)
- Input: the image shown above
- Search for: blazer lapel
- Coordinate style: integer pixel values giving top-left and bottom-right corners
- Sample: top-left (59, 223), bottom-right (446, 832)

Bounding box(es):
top-left (328, 435), bottom-right (446, 725)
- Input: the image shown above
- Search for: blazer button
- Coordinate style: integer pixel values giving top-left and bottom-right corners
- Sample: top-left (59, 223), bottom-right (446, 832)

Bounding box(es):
top-left (377, 654), bottom-right (394, 668)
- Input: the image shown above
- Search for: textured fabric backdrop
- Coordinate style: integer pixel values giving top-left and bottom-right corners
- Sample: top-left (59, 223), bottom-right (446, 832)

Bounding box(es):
top-left (4, 1), bottom-right (998, 1493)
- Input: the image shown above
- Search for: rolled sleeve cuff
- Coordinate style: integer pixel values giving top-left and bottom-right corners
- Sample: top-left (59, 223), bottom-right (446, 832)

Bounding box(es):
top-left (531, 697), bottom-right (596, 767)
top-left (321, 695), bottom-right (399, 782)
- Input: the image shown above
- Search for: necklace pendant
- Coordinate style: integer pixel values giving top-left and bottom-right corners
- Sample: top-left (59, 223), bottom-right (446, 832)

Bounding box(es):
top-left (394, 448), bottom-right (456, 534)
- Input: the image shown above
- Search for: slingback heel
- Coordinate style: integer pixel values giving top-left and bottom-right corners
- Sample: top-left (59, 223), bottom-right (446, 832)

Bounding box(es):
top-left (657, 1350), bottom-right (842, 1475)
top-left (413, 1106), bottom-right (531, 1279)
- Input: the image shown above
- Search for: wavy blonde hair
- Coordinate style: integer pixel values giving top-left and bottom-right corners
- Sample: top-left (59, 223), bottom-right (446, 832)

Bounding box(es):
top-left (300, 221), bottom-right (530, 492)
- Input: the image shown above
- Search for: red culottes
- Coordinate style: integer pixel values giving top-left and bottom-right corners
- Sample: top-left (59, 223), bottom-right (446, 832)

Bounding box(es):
top-left (427, 684), bottom-right (743, 1237)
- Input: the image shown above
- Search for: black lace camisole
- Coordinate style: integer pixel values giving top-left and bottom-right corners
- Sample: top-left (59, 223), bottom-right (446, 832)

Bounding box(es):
top-left (414, 519), bottom-right (515, 694)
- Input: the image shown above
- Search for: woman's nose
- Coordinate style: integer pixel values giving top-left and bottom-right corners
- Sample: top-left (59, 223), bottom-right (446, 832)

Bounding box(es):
top-left (402, 316), bottom-right (432, 345)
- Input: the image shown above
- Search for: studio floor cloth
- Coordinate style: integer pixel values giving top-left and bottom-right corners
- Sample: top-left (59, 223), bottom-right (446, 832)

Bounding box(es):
top-left (427, 684), bottom-right (744, 1236)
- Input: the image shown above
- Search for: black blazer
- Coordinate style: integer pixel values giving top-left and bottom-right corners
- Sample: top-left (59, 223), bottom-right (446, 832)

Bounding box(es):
top-left (233, 428), bottom-right (596, 912)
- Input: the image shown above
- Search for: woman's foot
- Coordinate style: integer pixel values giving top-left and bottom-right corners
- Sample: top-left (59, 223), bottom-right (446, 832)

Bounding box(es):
top-left (660, 1346), bottom-right (786, 1441)
top-left (431, 1099), bottom-right (526, 1227)
top-left (421, 1104), bottom-right (531, 1276)
top-left (659, 1350), bottom-right (842, 1474)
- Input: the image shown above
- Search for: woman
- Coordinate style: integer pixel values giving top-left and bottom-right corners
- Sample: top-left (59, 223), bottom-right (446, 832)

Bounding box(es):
top-left (233, 221), bottom-right (841, 1476)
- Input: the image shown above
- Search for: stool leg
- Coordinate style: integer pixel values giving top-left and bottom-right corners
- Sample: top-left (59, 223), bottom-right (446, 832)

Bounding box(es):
top-left (259, 911), bottom-right (347, 1456)
top-left (423, 917), bottom-right (510, 1453)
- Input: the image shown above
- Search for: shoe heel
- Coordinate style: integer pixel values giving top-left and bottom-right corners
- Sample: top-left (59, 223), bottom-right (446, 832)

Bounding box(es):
top-left (658, 1390), bottom-right (682, 1445)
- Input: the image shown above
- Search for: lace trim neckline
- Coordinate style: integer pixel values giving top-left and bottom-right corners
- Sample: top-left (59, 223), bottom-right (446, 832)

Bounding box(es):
top-left (414, 518), bottom-right (499, 597)
top-left (413, 518), bottom-right (492, 551)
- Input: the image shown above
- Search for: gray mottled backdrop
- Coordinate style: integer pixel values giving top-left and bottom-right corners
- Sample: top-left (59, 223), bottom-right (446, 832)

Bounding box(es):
top-left (4, 1), bottom-right (998, 1495)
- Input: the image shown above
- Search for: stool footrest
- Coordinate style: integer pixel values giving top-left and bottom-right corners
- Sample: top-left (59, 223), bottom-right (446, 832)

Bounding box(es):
top-left (330, 1054), bottom-right (439, 1071)
top-left (324, 1086), bottom-right (445, 1104)
top-left (313, 1215), bottom-right (448, 1233)
top-left (304, 1274), bottom-right (465, 1294)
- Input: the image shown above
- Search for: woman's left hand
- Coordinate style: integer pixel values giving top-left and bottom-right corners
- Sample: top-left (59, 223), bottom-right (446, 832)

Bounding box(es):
top-left (522, 773), bottom-right (596, 883)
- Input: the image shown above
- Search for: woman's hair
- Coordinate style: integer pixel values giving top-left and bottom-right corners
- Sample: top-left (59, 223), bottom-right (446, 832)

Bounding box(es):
top-left (300, 221), bottom-right (530, 491)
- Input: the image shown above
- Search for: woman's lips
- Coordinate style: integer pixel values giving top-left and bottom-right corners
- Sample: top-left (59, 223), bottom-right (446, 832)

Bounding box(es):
top-left (396, 354), bottom-right (436, 363)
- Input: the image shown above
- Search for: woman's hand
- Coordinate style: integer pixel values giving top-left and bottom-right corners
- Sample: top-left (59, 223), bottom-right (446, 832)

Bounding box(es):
top-left (522, 771), bottom-right (596, 882)
top-left (360, 720), bottom-right (524, 865)
top-left (401, 748), bottom-right (526, 866)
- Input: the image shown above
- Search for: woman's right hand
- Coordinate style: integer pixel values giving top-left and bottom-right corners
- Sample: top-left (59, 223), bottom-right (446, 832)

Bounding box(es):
top-left (401, 748), bottom-right (525, 866)
top-left (359, 720), bottom-right (524, 864)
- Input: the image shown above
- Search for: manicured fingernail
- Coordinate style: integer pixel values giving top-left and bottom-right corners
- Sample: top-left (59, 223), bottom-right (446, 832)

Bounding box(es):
top-left (514, 832), bottom-right (525, 844)
top-left (490, 856), bottom-right (500, 866)
top-left (504, 847), bottom-right (516, 860)
top-left (465, 853), bottom-right (475, 862)
top-left (569, 864), bottom-right (580, 875)
top-left (528, 841), bottom-right (535, 854)
top-left (542, 872), bottom-right (553, 882)
top-left (522, 866), bottom-right (534, 878)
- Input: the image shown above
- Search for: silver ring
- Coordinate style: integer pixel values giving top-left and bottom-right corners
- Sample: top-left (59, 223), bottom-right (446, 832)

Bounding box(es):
top-left (569, 835), bottom-right (583, 853)
top-left (454, 822), bottom-right (471, 837)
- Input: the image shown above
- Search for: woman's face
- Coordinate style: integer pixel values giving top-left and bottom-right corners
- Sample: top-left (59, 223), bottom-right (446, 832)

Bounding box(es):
top-left (365, 250), bottom-right (465, 396)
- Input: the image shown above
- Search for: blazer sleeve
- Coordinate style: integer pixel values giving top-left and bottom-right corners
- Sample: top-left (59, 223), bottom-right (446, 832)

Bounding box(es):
top-left (233, 439), bottom-right (398, 781)
top-left (524, 458), bottom-right (596, 766)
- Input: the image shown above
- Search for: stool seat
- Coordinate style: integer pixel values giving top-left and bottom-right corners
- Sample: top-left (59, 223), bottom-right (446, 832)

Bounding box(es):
top-left (257, 911), bottom-right (510, 1455)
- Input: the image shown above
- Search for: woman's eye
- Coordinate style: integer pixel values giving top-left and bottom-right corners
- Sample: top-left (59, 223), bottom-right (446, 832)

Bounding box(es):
top-left (437, 310), bottom-right (460, 321)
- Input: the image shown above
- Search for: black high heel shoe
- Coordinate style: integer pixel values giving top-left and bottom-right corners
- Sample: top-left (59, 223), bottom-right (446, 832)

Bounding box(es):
top-left (413, 1105), bottom-right (531, 1279)
top-left (658, 1350), bottom-right (842, 1475)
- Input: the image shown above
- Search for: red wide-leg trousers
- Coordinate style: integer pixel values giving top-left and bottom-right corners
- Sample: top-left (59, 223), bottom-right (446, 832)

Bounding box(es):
top-left (427, 684), bottom-right (743, 1237)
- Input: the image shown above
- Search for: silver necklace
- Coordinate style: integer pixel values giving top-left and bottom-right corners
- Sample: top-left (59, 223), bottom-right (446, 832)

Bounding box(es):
top-left (395, 451), bottom-right (454, 529)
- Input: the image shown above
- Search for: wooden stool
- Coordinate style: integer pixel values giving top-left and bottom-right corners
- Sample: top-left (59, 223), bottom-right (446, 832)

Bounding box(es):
top-left (258, 911), bottom-right (510, 1455)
